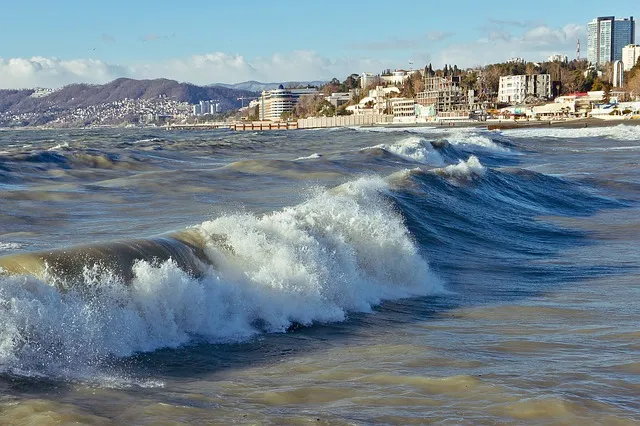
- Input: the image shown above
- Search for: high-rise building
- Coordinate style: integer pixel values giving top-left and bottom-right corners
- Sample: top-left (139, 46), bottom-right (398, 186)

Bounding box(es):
top-left (622, 44), bottom-right (640, 71)
top-left (587, 16), bottom-right (635, 66)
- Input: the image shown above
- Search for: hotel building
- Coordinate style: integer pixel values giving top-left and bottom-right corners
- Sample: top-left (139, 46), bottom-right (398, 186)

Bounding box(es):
top-left (258, 86), bottom-right (318, 121)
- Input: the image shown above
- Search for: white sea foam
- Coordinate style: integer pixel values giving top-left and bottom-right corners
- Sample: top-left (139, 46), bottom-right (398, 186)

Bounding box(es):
top-left (366, 136), bottom-right (445, 166)
top-left (0, 177), bottom-right (441, 378)
top-left (48, 142), bottom-right (69, 151)
top-left (434, 155), bottom-right (486, 180)
top-left (501, 124), bottom-right (640, 141)
top-left (295, 153), bottom-right (322, 160)
top-left (0, 242), bottom-right (21, 252)
top-left (444, 129), bottom-right (508, 151)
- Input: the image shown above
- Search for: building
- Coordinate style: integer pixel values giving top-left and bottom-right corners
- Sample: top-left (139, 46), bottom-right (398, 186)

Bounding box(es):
top-left (416, 76), bottom-right (476, 120)
top-left (391, 98), bottom-right (416, 120)
top-left (613, 60), bottom-right (624, 88)
top-left (325, 92), bottom-right (351, 108)
top-left (547, 54), bottom-right (568, 63)
top-left (622, 44), bottom-right (640, 71)
top-left (587, 16), bottom-right (635, 66)
top-left (380, 69), bottom-right (414, 86)
top-left (360, 72), bottom-right (379, 89)
top-left (258, 86), bottom-right (318, 121)
top-left (507, 57), bottom-right (525, 64)
top-left (193, 100), bottom-right (221, 116)
top-left (346, 86), bottom-right (400, 116)
top-left (498, 74), bottom-right (552, 104)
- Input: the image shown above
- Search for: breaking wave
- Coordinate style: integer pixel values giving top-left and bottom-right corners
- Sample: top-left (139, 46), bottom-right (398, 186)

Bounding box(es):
top-left (0, 176), bottom-right (441, 378)
top-left (366, 136), bottom-right (445, 166)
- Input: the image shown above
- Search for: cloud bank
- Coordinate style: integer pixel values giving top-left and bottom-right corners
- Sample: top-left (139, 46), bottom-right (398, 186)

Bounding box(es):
top-left (0, 23), bottom-right (586, 89)
top-left (0, 51), bottom-right (393, 89)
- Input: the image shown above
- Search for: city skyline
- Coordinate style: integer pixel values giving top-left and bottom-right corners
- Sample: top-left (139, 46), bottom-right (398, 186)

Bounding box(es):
top-left (1, 1), bottom-right (639, 89)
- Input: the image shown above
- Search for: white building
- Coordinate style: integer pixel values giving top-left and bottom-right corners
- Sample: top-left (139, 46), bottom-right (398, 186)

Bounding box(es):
top-left (258, 86), bottom-right (318, 121)
top-left (391, 98), bottom-right (416, 121)
top-left (622, 44), bottom-right (640, 71)
top-left (498, 74), bottom-right (552, 104)
top-left (193, 100), bottom-right (221, 116)
top-left (547, 54), bottom-right (568, 63)
top-left (380, 69), bottom-right (415, 86)
top-left (346, 86), bottom-right (400, 115)
top-left (587, 16), bottom-right (635, 66)
top-left (360, 72), bottom-right (379, 89)
top-left (507, 57), bottom-right (525, 64)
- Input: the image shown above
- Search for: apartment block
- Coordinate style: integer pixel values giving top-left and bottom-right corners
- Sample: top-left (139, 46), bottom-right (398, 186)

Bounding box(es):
top-left (498, 74), bottom-right (551, 104)
top-left (622, 44), bottom-right (640, 71)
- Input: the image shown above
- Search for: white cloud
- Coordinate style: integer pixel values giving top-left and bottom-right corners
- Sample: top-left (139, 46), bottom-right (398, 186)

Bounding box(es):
top-left (438, 23), bottom-right (585, 67)
top-left (0, 51), bottom-right (396, 89)
top-left (0, 57), bottom-right (130, 89)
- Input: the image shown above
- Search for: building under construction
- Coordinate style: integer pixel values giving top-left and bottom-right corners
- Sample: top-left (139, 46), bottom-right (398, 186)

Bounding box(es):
top-left (416, 76), bottom-right (481, 119)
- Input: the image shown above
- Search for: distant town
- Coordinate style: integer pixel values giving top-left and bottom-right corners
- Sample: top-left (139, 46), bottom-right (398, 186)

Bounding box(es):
top-left (1, 15), bottom-right (639, 129)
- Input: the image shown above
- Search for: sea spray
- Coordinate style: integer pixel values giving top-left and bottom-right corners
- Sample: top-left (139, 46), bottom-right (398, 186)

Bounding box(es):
top-left (365, 136), bottom-right (445, 165)
top-left (0, 176), bottom-right (441, 378)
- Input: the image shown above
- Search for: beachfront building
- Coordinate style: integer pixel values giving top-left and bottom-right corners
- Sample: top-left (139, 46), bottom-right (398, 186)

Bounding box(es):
top-left (258, 86), bottom-right (318, 121)
top-left (587, 16), bottom-right (635, 66)
top-left (622, 44), bottom-right (640, 71)
top-left (498, 74), bottom-right (551, 104)
top-left (391, 98), bottom-right (416, 122)
top-left (416, 76), bottom-right (469, 119)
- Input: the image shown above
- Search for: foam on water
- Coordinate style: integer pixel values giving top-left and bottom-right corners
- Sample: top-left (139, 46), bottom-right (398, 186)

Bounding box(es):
top-left (444, 128), bottom-right (509, 151)
top-left (0, 242), bottom-right (22, 253)
top-left (47, 142), bottom-right (69, 151)
top-left (0, 176), bottom-right (441, 379)
top-left (295, 153), bottom-right (322, 160)
top-left (433, 155), bottom-right (486, 180)
top-left (501, 124), bottom-right (640, 141)
top-left (366, 136), bottom-right (445, 166)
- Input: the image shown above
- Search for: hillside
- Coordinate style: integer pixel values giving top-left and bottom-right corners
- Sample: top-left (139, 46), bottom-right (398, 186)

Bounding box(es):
top-left (0, 78), bottom-right (258, 115)
top-left (211, 80), bottom-right (327, 92)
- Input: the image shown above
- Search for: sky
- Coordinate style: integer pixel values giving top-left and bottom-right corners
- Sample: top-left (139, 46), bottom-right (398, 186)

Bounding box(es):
top-left (0, 0), bottom-right (638, 88)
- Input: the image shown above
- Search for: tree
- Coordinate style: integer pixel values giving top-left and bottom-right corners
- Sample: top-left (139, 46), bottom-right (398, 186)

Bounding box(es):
top-left (626, 72), bottom-right (640, 99)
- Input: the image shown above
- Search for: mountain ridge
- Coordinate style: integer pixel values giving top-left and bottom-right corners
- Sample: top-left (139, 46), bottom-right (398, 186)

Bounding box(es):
top-left (0, 78), bottom-right (259, 115)
top-left (211, 80), bottom-right (327, 92)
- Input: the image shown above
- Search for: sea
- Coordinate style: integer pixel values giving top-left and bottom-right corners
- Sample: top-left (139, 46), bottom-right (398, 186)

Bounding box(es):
top-left (0, 124), bottom-right (638, 425)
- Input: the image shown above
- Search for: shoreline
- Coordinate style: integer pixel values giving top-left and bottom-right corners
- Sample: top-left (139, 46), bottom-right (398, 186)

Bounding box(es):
top-left (378, 117), bottom-right (640, 130)
top-left (2, 117), bottom-right (640, 132)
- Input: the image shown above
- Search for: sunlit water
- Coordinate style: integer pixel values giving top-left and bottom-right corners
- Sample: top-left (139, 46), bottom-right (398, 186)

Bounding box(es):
top-left (0, 125), bottom-right (638, 425)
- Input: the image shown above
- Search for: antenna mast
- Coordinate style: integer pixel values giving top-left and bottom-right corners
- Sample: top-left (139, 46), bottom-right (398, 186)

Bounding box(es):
top-left (577, 39), bottom-right (581, 61)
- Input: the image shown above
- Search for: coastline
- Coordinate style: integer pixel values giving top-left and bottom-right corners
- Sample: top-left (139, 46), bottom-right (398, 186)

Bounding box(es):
top-left (3, 117), bottom-right (640, 132)
top-left (378, 117), bottom-right (640, 130)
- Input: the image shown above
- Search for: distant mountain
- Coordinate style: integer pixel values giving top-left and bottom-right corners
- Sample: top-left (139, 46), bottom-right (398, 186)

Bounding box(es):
top-left (0, 78), bottom-right (259, 116)
top-left (211, 80), bottom-right (327, 92)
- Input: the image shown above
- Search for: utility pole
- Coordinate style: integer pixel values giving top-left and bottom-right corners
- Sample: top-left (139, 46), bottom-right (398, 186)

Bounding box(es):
top-left (237, 96), bottom-right (251, 108)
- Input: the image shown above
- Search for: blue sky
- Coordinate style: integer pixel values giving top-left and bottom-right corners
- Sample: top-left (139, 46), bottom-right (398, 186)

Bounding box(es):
top-left (1, 0), bottom-right (638, 88)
